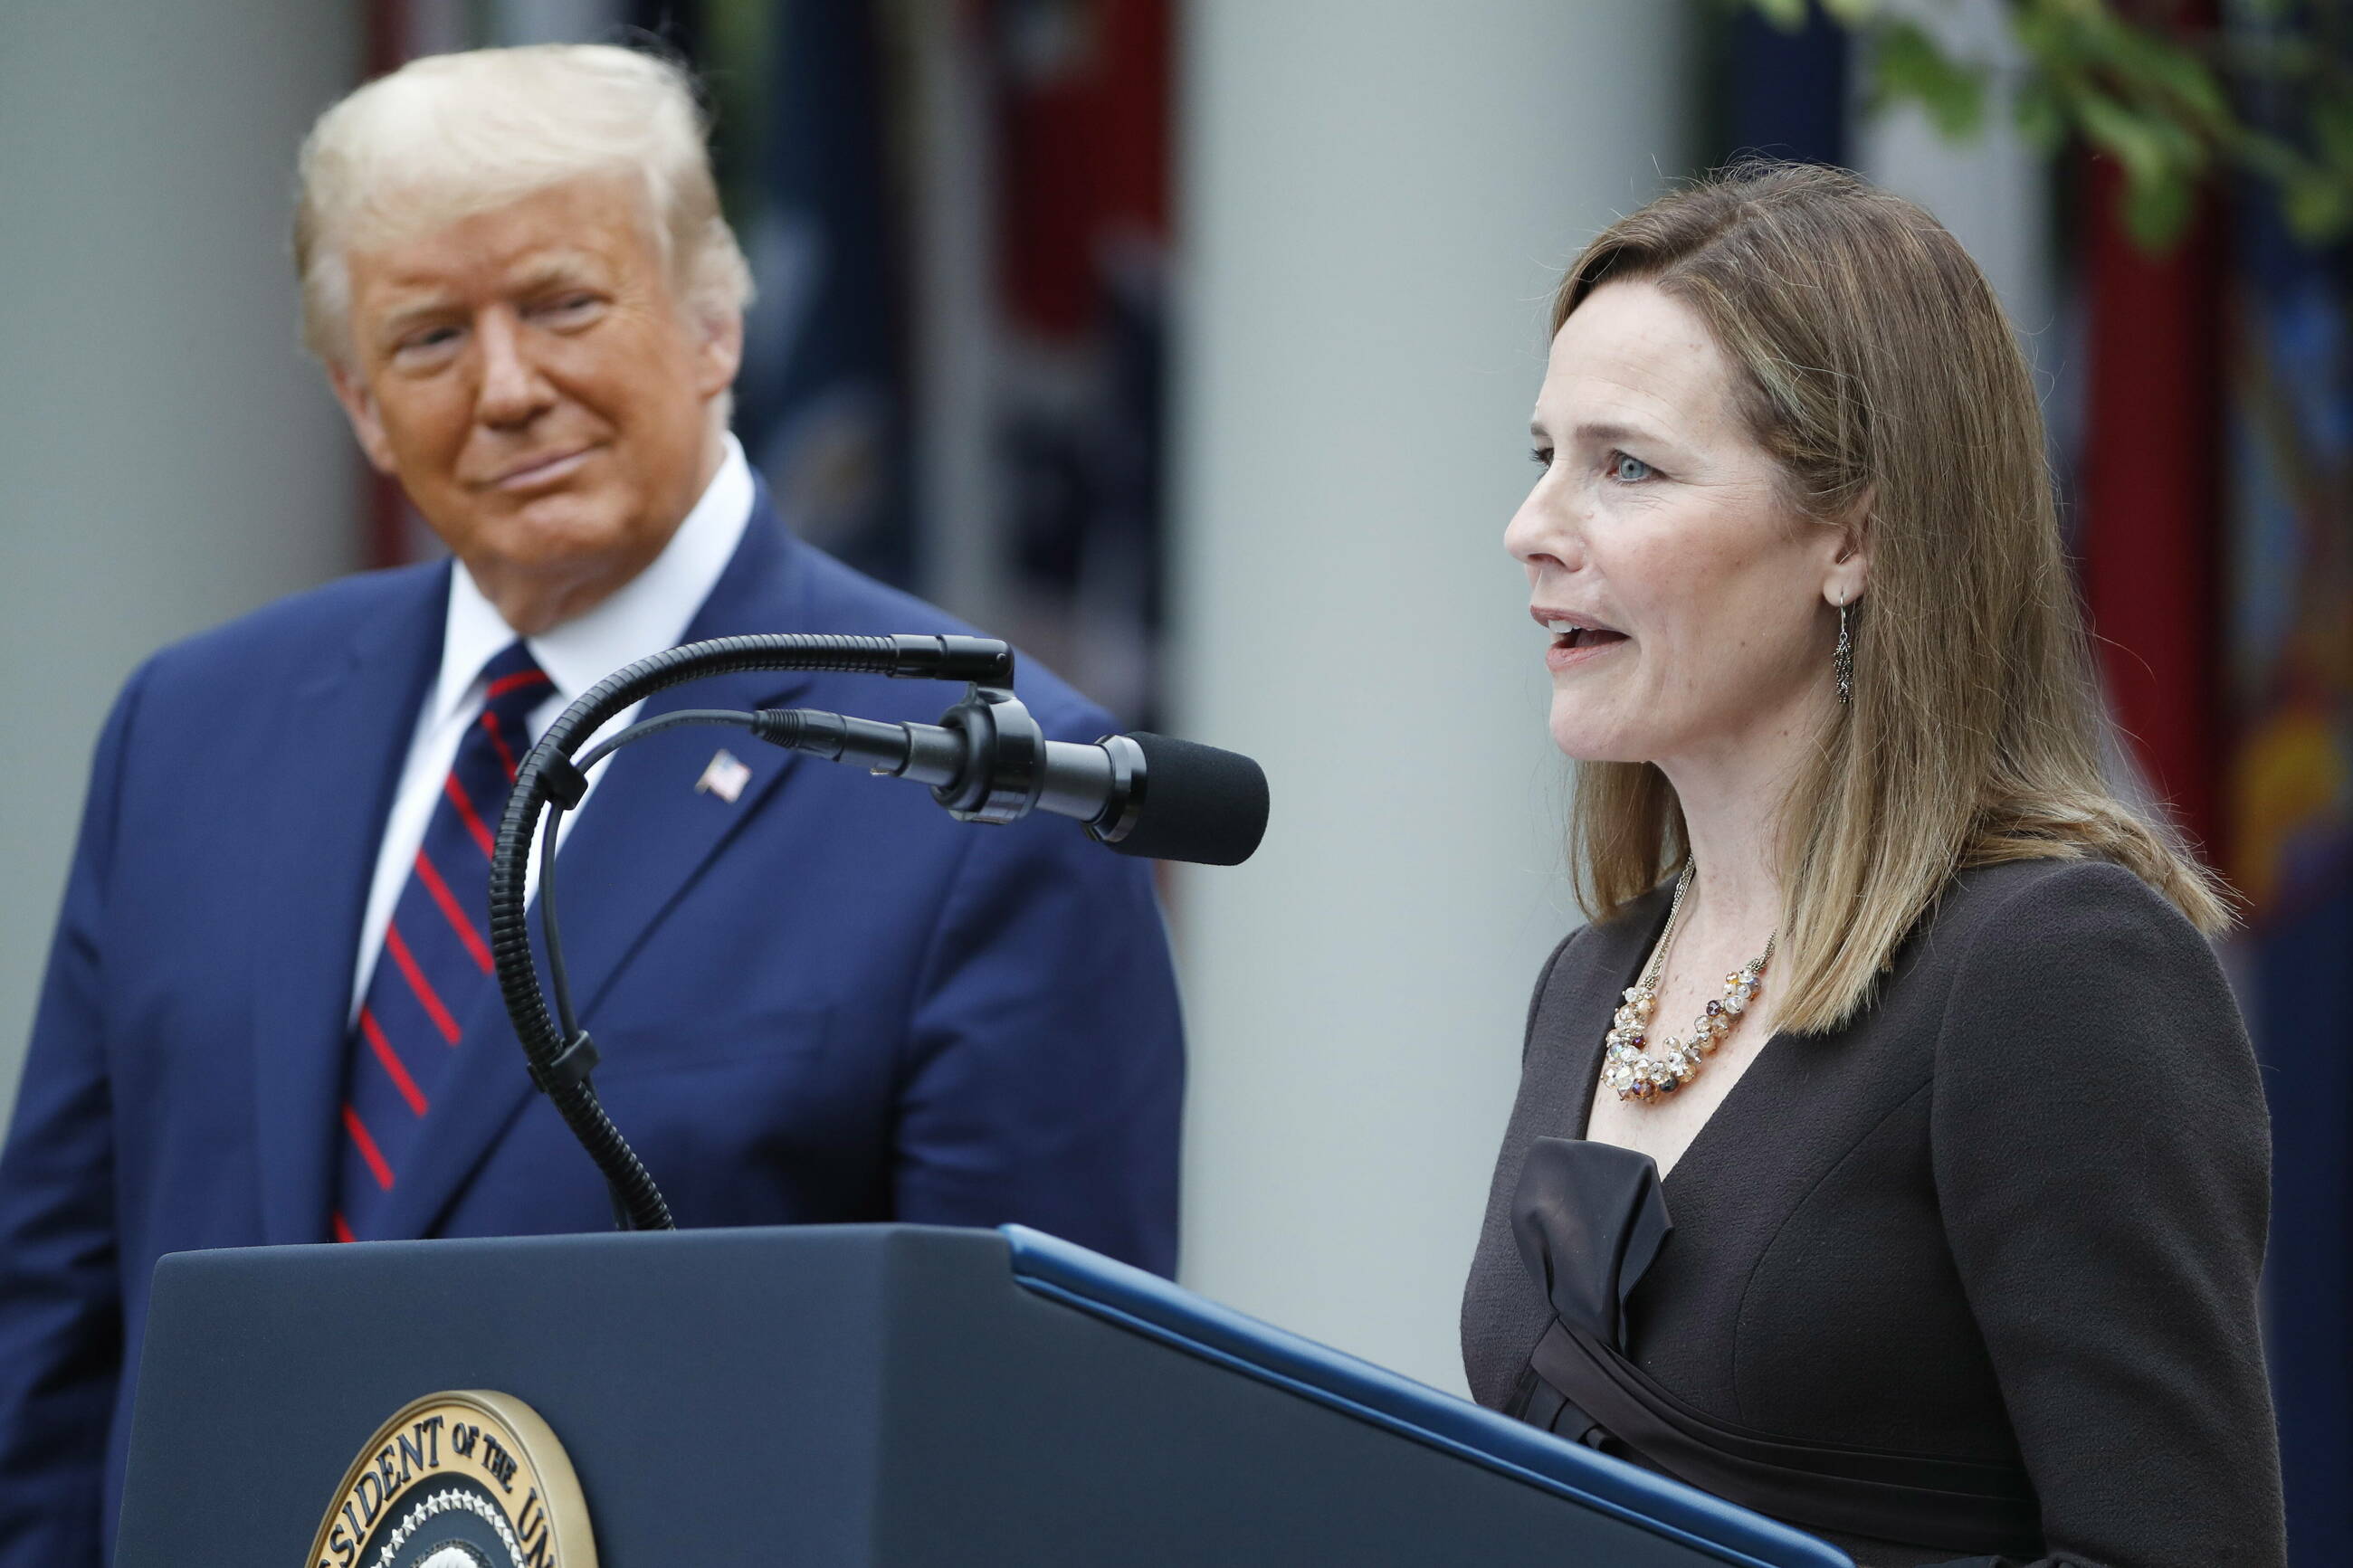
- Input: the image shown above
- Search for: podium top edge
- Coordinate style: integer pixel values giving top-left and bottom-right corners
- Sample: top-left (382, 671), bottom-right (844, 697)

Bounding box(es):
top-left (151, 1222), bottom-right (996, 1271)
top-left (999, 1225), bottom-right (1851, 1568)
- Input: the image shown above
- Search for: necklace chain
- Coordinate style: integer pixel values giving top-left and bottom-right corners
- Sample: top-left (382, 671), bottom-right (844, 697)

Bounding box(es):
top-left (1603, 862), bottom-right (1776, 1105)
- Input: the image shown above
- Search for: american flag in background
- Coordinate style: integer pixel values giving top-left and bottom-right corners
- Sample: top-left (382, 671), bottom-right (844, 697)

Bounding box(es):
top-left (2215, 8), bottom-right (2353, 1554)
top-left (980, 0), bottom-right (1172, 727)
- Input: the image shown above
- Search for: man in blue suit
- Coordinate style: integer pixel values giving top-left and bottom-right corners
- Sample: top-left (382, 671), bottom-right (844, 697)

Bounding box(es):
top-left (0, 44), bottom-right (1183, 1565)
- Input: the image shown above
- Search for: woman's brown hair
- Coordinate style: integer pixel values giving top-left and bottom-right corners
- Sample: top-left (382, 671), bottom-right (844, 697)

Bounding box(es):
top-left (1558, 161), bottom-right (2227, 1033)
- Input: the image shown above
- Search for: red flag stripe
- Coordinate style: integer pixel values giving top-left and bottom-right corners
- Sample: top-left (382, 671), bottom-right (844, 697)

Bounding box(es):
top-left (2080, 152), bottom-right (2224, 859)
top-left (412, 850), bottom-right (494, 974)
top-left (383, 921), bottom-right (462, 1045)
top-left (332, 1212), bottom-right (357, 1244)
top-left (481, 709), bottom-right (519, 784)
top-left (485, 669), bottom-right (551, 699)
top-left (342, 1104), bottom-right (395, 1191)
top-left (443, 772), bottom-right (496, 860)
top-left (359, 1008), bottom-right (429, 1117)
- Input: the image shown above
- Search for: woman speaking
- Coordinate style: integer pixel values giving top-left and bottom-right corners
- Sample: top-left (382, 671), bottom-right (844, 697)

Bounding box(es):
top-left (1460, 163), bottom-right (2286, 1567)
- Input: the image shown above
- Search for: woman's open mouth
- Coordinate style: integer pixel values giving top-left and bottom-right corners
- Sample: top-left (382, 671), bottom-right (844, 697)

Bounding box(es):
top-left (1537, 613), bottom-right (1629, 670)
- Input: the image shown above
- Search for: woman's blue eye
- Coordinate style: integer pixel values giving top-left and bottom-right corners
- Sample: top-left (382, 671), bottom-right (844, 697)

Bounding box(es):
top-left (1609, 451), bottom-right (1653, 483)
top-left (1530, 448), bottom-right (1553, 469)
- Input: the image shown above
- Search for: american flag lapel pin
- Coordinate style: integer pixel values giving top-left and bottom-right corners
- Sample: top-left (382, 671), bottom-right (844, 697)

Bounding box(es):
top-left (695, 748), bottom-right (753, 803)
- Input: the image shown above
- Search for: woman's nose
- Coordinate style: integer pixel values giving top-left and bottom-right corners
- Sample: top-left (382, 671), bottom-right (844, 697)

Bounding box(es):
top-left (1505, 479), bottom-right (1580, 574)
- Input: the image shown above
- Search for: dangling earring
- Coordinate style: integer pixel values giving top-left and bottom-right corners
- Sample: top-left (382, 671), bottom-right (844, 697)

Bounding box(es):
top-left (1834, 599), bottom-right (1854, 706)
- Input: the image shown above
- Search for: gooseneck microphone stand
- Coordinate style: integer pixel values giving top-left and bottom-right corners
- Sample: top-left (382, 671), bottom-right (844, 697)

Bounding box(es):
top-left (487, 633), bottom-right (1017, 1233)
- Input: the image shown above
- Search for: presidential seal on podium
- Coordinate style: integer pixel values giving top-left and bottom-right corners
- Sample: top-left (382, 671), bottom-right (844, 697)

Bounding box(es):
top-left (306, 1391), bottom-right (595, 1568)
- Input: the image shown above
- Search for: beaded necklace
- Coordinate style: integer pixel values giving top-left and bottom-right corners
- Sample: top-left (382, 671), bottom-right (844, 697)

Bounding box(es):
top-left (1602, 862), bottom-right (1776, 1104)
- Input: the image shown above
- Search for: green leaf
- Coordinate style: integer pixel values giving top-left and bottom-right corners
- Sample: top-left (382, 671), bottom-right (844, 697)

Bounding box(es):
top-left (2122, 173), bottom-right (2195, 251)
top-left (2106, 28), bottom-right (2232, 128)
top-left (2234, 128), bottom-right (2312, 185)
top-left (2227, 33), bottom-right (2320, 86)
top-left (1815, 0), bottom-right (2353, 253)
top-left (2014, 76), bottom-right (2068, 153)
top-left (2075, 91), bottom-right (2174, 187)
top-left (1871, 19), bottom-right (1989, 140)
top-left (1749, 0), bottom-right (1809, 33)
top-left (2313, 95), bottom-right (2353, 170)
top-left (2146, 110), bottom-right (2212, 178)
top-left (2279, 171), bottom-right (2353, 245)
top-left (2074, 91), bottom-right (2200, 251)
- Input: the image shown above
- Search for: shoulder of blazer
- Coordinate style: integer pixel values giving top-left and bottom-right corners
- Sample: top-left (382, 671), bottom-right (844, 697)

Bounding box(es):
top-left (782, 529), bottom-right (1120, 745)
top-left (1906, 855), bottom-right (2242, 1108)
top-left (1918, 854), bottom-right (2205, 975)
top-left (138, 560), bottom-right (448, 696)
top-left (1522, 925), bottom-right (1588, 1059)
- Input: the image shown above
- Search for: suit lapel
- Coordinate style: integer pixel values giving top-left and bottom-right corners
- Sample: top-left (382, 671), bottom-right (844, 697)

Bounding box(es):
top-left (250, 567), bottom-right (448, 1245)
top-left (380, 491), bottom-right (823, 1237)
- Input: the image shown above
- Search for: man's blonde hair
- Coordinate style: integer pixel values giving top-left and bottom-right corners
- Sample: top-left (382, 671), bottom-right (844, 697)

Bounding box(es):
top-left (293, 43), bottom-right (753, 365)
top-left (1556, 162), bottom-right (2229, 1033)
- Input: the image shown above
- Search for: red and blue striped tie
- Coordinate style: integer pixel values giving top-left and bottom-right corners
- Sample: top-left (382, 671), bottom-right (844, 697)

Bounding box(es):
top-left (335, 641), bottom-right (551, 1241)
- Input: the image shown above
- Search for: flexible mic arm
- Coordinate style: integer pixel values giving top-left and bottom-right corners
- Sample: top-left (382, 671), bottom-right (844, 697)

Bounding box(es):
top-left (488, 632), bottom-right (1269, 1235)
top-left (489, 633), bottom-right (1016, 1234)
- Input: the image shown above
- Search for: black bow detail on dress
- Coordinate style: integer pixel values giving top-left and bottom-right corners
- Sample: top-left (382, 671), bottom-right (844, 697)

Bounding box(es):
top-left (1511, 1136), bottom-right (1672, 1353)
top-left (1500, 1137), bottom-right (2044, 1554)
top-left (1502, 1136), bottom-right (1671, 1444)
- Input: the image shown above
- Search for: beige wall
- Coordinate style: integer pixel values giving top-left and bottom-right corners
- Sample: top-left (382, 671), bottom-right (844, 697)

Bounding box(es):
top-left (0, 1), bottom-right (363, 1128)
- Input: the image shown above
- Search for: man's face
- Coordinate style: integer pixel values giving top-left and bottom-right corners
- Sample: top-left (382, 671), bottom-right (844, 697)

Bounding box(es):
top-left (330, 176), bottom-right (740, 632)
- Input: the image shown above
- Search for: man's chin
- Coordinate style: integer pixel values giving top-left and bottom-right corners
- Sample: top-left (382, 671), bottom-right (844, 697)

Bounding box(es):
top-left (446, 488), bottom-right (640, 565)
top-left (434, 490), bottom-right (685, 630)
top-left (501, 489), bottom-right (628, 547)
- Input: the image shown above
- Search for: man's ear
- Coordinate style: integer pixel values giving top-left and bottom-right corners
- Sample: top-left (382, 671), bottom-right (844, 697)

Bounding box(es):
top-left (328, 363), bottom-right (399, 476)
top-left (692, 307), bottom-right (744, 402)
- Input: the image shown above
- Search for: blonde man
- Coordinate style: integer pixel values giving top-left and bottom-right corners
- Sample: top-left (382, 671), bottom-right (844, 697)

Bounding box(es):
top-left (0, 47), bottom-right (1182, 1563)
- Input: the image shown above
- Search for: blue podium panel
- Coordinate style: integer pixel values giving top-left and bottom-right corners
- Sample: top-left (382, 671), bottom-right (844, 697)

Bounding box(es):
top-left (1002, 1226), bottom-right (1847, 1568)
top-left (114, 1224), bottom-right (1851, 1567)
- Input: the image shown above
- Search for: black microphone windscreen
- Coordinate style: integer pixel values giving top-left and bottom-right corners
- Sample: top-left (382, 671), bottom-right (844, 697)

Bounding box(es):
top-left (1109, 733), bottom-right (1269, 866)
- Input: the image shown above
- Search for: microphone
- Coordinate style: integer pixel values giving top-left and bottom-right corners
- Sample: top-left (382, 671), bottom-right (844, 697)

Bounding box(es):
top-left (750, 693), bottom-right (1269, 867)
top-left (495, 632), bottom-right (1263, 1236)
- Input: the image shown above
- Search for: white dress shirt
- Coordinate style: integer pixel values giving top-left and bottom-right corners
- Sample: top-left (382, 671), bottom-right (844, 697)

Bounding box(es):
top-left (348, 435), bottom-right (756, 1022)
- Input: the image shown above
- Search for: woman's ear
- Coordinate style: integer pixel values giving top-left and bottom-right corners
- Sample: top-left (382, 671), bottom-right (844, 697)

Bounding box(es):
top-left (1824, 489), bottom-right (1872, 605)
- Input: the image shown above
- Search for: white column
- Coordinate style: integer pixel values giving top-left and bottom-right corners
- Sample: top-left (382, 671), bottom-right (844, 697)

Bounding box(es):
top-left (904, 5), bottom-right (1005, 632)
top-left (0, 2), bottom-right (360, 1126)
top-left (1170, 0), bottom-right (1691, 1392)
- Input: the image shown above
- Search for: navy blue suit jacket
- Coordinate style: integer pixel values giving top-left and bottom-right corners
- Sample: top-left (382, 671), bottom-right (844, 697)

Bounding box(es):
top-left (0, 492), bottom-right (1185, 1564)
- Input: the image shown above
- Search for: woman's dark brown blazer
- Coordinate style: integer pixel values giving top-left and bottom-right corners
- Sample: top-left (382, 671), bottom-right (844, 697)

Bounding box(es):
top-left (1461, 857), bottom-right (2286, 1567)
